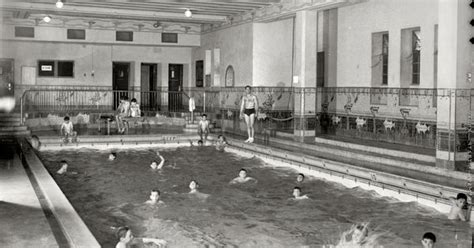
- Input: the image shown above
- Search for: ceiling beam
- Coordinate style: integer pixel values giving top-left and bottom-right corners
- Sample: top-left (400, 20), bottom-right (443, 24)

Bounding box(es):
top-left (2, 2), bottom-right (228, 23)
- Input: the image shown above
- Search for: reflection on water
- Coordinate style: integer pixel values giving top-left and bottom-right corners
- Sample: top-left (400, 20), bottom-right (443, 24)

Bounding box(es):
top-left (40, 147), bottom-right (471, 248)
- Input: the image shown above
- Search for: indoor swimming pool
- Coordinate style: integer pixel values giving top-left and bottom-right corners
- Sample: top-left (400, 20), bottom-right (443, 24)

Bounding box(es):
top-left (39, 145), bottom-right (471, 248)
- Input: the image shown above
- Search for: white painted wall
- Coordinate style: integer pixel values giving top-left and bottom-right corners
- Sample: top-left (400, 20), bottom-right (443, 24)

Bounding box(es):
top-left (337, 0), bottom-right (438, 88)
top-left (1, 24), bottom-right (194, 92)
top-left (1, 25), bottom-right (200, 47)
top-left (253, 18), bottom-right (293, 87)
top-left (2, 41), bottom-right (192, 89)
top-left (194, 23), bottom-right (254, 87)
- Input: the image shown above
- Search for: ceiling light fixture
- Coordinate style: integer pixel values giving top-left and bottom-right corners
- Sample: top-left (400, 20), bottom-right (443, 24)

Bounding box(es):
top-left (43, 15), bottom-right (52, 22)
top-left (56, 0), bottom-right (63, 9)
top-left (184, 8), bottom-right (192, 18)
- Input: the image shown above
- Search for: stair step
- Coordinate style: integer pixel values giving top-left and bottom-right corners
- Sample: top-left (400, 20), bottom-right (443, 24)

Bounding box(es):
top-left (0, 113), bottom-right (20, 117)
top-left (314, 137), bottom-right (435, 164)
top-left (183, 128), bottom-right (197, 132)
top-left (0, 120), bottom-right (21, 126)
top-left (0, 126), bottom-right (27, 131)
top-left (185, 124), bottom-right (198, 128)
top-left (0, 130), bottom-right (30, 136)
top-left (0, 117), bottom-right (21, 122)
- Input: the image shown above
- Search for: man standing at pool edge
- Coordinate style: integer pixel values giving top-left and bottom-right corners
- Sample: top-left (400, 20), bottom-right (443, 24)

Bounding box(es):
top-left (240, 85), bottom-right (258, 143)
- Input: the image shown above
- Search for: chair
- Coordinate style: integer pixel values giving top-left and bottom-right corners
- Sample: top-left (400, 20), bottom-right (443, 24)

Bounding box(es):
top-left (98, 114), bottom-right (129, 135)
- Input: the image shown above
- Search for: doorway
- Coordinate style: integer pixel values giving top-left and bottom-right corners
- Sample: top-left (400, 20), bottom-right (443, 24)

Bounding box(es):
top-left (141, 63), bottom-right (158, 112)
top-left (112, 62), bottom-right (130, 110)
top-left (168, 64), bottom-right (183, 112)
top-left (0, 59), bottom-right (14, 97)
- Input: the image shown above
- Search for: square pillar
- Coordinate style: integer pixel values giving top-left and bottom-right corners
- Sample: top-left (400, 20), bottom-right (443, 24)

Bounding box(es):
top-left (435, 0), bottom-right (472, 171)
top-left (293, 10), bottom-right (318, 142)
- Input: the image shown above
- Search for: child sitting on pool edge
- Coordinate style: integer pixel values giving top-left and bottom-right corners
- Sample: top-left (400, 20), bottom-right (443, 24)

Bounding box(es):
top-left (129, 98), bottom-right (141, 117)
top-left (115, 226), bottom-right (166, 248)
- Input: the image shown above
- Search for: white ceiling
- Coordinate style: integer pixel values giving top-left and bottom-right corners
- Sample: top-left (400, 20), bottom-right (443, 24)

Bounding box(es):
top-left (1, 0), bottom-right (281, 24)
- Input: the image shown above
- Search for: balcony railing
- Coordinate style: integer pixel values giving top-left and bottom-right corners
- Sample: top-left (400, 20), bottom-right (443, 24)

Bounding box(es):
top-left (19, 87), bottom-right (473, 149)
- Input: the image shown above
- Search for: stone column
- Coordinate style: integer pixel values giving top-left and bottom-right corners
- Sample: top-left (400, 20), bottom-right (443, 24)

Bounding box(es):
top-left (293, 10), bottom-right (318, 142)
top-left (435, 0), bottom-right (472, 171)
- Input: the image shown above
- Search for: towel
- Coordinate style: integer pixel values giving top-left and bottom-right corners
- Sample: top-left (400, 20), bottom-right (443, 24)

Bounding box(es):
top-left (189, 97), bottom-right (196, 112)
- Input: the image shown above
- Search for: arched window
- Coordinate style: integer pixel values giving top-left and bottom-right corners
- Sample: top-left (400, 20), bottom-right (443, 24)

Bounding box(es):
top-left (225, 65), bottom-right (234, 87)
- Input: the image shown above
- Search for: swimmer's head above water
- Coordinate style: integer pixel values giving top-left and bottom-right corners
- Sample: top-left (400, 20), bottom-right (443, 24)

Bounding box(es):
top-left (148, 189), bottom-right (160, 204)
top-left (296, 173), bottom-right (305, 183)
top-left (189, 180), bottom-right (199, 192)
top-left (108, 152), bottom-right (117, 161)
top-left (351, 224), bottom-right (369, 245)
top-left (116, 226), bottom-right (133, 244)
top-left (421, 232), bottom-right (436, 248)
top-left (150, 160), bottom-right (158, 169)
top-left (238, 168), bottom-right (248, 179)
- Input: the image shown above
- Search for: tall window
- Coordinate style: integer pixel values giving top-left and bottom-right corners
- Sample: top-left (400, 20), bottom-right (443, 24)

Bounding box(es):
top-left (412, 30), bottom-right (421, 85)
top-left (400, 27), bottom-right (420, 87)
top-left (382, 33), bottom-right (389, 85)
top-left (371, 31), bottom-right (389, 87)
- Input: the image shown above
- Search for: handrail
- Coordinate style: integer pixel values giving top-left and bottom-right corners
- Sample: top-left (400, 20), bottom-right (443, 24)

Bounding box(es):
top-left (20, 90), bottom-right (29, 125)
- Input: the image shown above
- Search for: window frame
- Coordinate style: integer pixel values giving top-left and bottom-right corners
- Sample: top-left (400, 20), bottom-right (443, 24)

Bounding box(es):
top-left (15, 26), bottom-right (35, 38)
top-left (411, 30), bottom-right (421, 85)
top-left (116, 31), bottom-right (134, 42)
top-left (37, 60), bottom-right (75, 78)
top-left (382, 33), bottom-right (389, 85)
top-left (67, 29), bottom-right (86, 40)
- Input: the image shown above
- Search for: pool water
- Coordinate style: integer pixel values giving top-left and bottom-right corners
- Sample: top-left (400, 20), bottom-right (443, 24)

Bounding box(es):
top-left (40, 147), bottom-right (471, 248)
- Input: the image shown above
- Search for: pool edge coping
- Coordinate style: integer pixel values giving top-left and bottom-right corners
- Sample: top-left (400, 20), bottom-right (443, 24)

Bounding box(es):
top-left (18, 138), bottom-right (101, 248)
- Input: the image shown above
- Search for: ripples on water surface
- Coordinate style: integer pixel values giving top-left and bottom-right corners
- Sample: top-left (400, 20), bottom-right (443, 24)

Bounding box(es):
top-left (40, 147), bottom-right (471, 248)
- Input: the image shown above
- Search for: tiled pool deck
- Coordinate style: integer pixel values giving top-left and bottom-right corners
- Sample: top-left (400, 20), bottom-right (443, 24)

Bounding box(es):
top-left (1, 129), bottom-right (472, 247)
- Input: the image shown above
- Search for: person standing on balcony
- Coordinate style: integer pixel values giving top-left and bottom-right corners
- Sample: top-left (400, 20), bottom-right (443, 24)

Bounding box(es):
top-left (240, 85), bottom-right (259, 143)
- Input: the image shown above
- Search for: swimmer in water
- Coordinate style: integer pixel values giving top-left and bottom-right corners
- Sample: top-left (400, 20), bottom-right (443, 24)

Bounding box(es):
top-left (150, 152), bottom-right (165, 170)
top-left (216, 135), bottom-right (227, 151)
top-left (421, 232), bottom-right (436, 248)
top-left (229, 168), bottom-right (257, 184)
top-left (188, 180), bottom-right (199, 194)
top-left (188, 180), bottom-right (209, 199)
top-left (448, 193), bottom-right (470, 221)
top-left (296, 173), bottom-right (305, 184)
top-left (108, 152), bottom-right (117, 161)
top-left (336, 223), bottom-right (377, 248)
top-left (115, 226), bottom-right (166, 248)
top-left (292, 186), bottom-right (309, 200)
top-left (56, 160), bottom-right (68, 175)
top-left (145, 189), bottom-right (164, 205)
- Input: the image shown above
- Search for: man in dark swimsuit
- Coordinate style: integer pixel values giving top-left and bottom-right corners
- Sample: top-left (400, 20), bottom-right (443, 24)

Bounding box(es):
top-left (240, 85), bottom-right (259, 143)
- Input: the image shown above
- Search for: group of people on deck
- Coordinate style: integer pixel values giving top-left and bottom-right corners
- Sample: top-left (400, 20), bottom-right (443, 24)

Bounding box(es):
top-left (115, 96), bottom-right (141, 134)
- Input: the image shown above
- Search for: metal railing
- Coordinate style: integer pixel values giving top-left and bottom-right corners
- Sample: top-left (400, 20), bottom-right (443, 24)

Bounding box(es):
top-left (20, 89), bottom-right (193, 118)
top-left (18, 87), bottom-right (473, 150)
